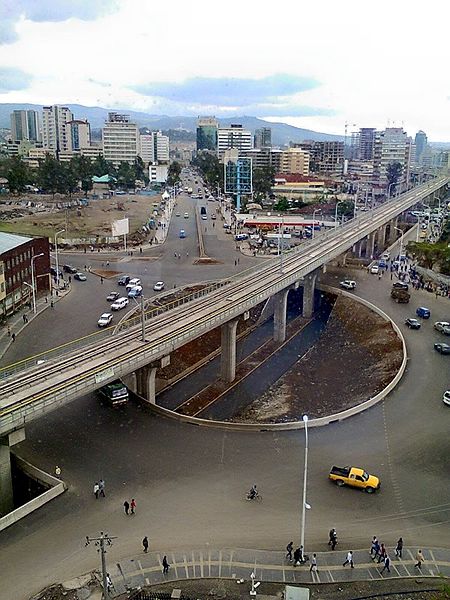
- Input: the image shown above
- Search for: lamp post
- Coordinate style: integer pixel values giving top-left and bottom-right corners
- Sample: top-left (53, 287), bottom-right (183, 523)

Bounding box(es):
top-left (300, 414), bottom-right (309, 556)
top-left (31, 253), bottom-right (44, 314)
top-left (54, 228), bottom-right (65, 289)
top-left (312, 209), bottom-right (321, 239)
top-left (394, 226), bottom-right (404, 257)
top-left (334, 201), bottom-right (343, 229)
top-left (387, 182), bottom-right (397, 199)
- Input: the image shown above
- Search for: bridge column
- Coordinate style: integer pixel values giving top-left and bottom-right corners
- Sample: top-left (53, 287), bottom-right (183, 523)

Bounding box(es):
top-left (388, 218), bottom-right (398, 244)
top-left (366, 231), bottom-right (376, 259)
top-left (273, 288), bottom-right (290, 343)
top-left (377, 224), bottom-right (387, 249)
top-left (221, 318), bottom-right (239, 383)
top-left (0, 429), bottom-right (25, 517)
top-left (302, 270), bottom-right (318, 319)
top-left (136, 356), bottom-right (170, 404)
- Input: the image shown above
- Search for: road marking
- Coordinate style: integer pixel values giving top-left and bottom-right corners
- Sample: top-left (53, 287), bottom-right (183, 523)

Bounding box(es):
top-left (171, 552), bottom-right (178, 578)
top-left (429, 549), bottom-right (440, 574)
top-left (328, 570), bottom-right (335, 582)
top-left (199, 551), bottom-right (204, 578)
top-left (183, 554), bottom-right (189, 578)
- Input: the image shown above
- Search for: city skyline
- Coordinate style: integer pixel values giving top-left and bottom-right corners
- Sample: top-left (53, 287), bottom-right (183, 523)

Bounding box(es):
top-left (0, 0), bottom-right (448, 140)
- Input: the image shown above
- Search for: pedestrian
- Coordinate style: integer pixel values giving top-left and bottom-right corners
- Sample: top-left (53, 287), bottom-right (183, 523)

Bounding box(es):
top-left (50, 300), bottom-right (54, 308)
top-left (343, 550), bottom-right (354, 568)
top-left (99, 479), bottom-right (105, 497)
top-left (186, 251), bottom-right (189, 257)
top-left (68, 275), bottom-right (71, 284)
top-left (11, 332), bottom-right (16, 342)
top-left (22, 314), bottom-right (26, 324)
top-left (380, 554), bottom-right (391, 574)
top-left (130, 498), bottom-right (136, 514)
top-left (328, 528), bottom-right (337, 550)
top-left (310, 553), bottom-right (318, 573)
top-left (293, 547), bottom-right (301, 566)
top-left (415, 550), bottom-right (424, 569)
top-left (370, 536), bottom-right (379, 558)
top-left (234, 259), bottom-right (237, 266)
top-left (7, 325), bottom-right (11, 337)
top-left (142, 536), bottom-right (149, 553)
top-left (395, 537), bottom-right (403, 558)
top-left (106, 573), bottom-right (113, 593)
top-left (93, 482), bottom-right (99, 499)
top-left (286, 541), bottom-right (293, 561)
top-left (378, 271), bottom-right (382, 280)
top-left (123, 500), bottom-right (130, 515)
top-left (100, 277), bottom-right (104, 284)
top-left (377, 543), bottom-right (386, 563)
top-left (162, 555), bottom-right (170, 574)
top-left (140, 247), bottom-right (143, 254)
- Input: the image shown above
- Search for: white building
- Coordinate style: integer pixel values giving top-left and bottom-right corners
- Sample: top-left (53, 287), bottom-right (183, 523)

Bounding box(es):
top-left (373, 127), bottom-right (411, 184)
top-left (42, 105), bottom-right (73, 153)
top-left (149, 164), bottom-right (168, 184)
top-left (102, 112), bottom-right (139, 166)
top-left (217, 124), bottom-right (253, 158)
top-left (66, 119), bottom-right (91, 151)
top-left (139, 131), bottom-right (169, 163)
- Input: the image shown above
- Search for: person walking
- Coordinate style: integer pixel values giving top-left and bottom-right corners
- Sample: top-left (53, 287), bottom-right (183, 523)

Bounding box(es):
top-left (100, 277), bottom-right (104, 284)
top-left (377, 543), bottom-right (387, 563)
top-left (123, 500), bottom-right (130, 515)
top-left (395, 537), bottom-right (403, 558)
top-left (370, 536), bottom-right (380, 559)
top-left (50, 300), bottom-right (54, 308)
top-left (343, 550), bottom-right (354, 568)
top-left (286, 541), bottom-right (293, 561)
top-left (162, 555), bottom-right (170, 574)
top-left (93, 482), bottom-right (99, 499)
top-left (11, 332), bottom-right (16, 342)
top-left (328, 528), bottom-right (337, 550)
top-left (310, 553), bottom-right (318, 573)
top-left (293, 547), bottom-right (302, 566)
top-left (98, 479), bottom-right (105, 497)
top-left (415, 550), bottom-right (424, 569)
top-left (380, 554), bottom-right (391, 574)
top-left (142, 536), bottom-right (149, 553)
top-left (130, 498), bottom-right (136, 514)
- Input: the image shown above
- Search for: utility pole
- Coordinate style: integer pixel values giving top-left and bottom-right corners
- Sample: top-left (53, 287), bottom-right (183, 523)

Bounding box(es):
top-left (85, 531), bottom-right (117, 599)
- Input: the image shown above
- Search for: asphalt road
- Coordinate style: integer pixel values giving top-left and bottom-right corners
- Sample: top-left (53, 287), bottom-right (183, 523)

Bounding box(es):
top-left (1, 201), bottom-right (449, 599)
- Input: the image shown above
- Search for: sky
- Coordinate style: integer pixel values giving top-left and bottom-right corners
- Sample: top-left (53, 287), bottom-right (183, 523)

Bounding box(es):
top-left (0, 0), bottom-right (449, 140)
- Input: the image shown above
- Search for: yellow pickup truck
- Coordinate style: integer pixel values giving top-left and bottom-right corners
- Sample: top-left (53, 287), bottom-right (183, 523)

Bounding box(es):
top-left (329, 466), bottom-right (380, 493)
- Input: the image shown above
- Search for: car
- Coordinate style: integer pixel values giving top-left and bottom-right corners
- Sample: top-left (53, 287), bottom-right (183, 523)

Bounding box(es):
top-left (63, 264), bottom-right (77, 274)
top-left (118, 275), bottom-right (130, 286)
top-left (443, 390), bottom-right (450, 406)
top-left (126, 278), bottom-right (142, 290)
top-left (381, 252), bottom-right (390, 260)
top-left (235, 233), bottom-right (249, 241)
top-left (393, 282), bottom-right (409, 290)
top-left (405, 318), bottom-right (421, 329)
top-left (416, 306), bottom-right (431, 319)
top-left (211, 213), bottom-right (216, 220)
top-left (153, 281), bottom-right (165, 292)
top-left (184, 212), bottom-right (189, 218)
top-left (107, 291), bottom-right (120, 301)
top-left (111, 297), bottom-right (129, 310)
top-left (340, 280), bottom-right (356, 290)
top-left (201, 214), bottom-right (207, 220)
top-left (127, 286), bottom-right (143, 298)
top-left (175, 212), bottom-right (180, 217)
top-left (370, 265), bottom-right (379, 274)
top-left (179, 229), bottom-right (186, 238)
top-left (74, 272), bottom-right (87, 281)
top-left (97, 313), bottom-right (113, 327)
top-left (434, 343), bottom-right (450, 355)
top-left (50, 267), bottom-right (63, 278)
top-left (378, 260), bottom-right (387, 269)
top-left (434, 321), bottom-right (450, 335)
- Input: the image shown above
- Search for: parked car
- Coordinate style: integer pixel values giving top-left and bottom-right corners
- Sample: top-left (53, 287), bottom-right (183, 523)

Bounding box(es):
top-left (434, 343), bottom-right (450, 355)
top-left (153, 281), bottom-right (165, 292)
top-left (340, 280), bottom-right (356, 290)
top-left (74, 272), bottom-right (87, 281)
top-left (118, 275), bottom-right (130, 286)
top-left (63, 264), bottom-right (77, 274)
top-left (416, 306), bottom-right (431, 319)
top-left (443, 390), bottom-right (450, 406)
top-left (107, 291), bottom-right (120, 301)
top-left (184, 212), bottom-right (189, 218)
top-left (381, 251), bottom-right (390, 260)
top-left (393, 282), bottom-right (409, 290)
top-left (97, 313), bottom-right (113, 327)
top-left (405, 318), bottom-right (421, 329)
top-left (127, 286), bottom-right (143, 298)
top-left (370, 265), bottom-right (379, 274)
top-left (235, 233), bottom-right (249, 241)
top-left (50, 267), bottom-right (63, 278)
top-left (434, 321), bottom-right (450, 335)
top-left (126, 278), bottom-right (142, 290)
top-left (111, 297), bottom-right (129, 310)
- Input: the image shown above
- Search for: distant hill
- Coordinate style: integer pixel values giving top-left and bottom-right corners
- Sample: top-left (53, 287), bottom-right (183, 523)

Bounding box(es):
top-left (0, 103), bottom-right (344, 145)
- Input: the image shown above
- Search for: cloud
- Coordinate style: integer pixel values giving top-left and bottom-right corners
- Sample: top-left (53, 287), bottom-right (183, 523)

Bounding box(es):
top-left (0, 0), bottom-right (119, 44)
top-left (133, 74), bottom-right (320, 106)
top-left (0, 66), bottom-right (32, 92)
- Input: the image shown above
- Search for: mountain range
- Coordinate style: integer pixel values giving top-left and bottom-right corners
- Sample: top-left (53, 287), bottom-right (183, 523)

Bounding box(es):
top-left (0, 103), bottom-right (344, 145)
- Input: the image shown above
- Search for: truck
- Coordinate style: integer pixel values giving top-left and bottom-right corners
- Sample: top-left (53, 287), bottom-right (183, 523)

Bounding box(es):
top-left (391, 286), bottom-right (410, 303)
top-left (329, 466), bottom-right (380, 493)
top-left (97, 381), bottom-right (129, 406)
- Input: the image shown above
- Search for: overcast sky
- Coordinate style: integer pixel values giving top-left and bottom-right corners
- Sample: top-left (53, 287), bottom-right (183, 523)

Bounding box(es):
top-left (0, 0), bottom-right (449, 140)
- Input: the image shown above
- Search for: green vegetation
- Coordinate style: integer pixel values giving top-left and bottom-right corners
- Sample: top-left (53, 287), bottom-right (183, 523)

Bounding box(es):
top-left (386, 161), bottom-right (402, 193)
top-left (407, 240), bottom-right (450, 275)
top-left (253, 166), bottom-right (275, 201)
top-left (167, 161), bottom-right (182, 186)
top-left (191, 152), bottom-right (223, 190)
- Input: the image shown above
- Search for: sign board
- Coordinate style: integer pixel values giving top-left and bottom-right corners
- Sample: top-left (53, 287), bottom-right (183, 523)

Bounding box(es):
top-left (95, 367), bottom-right (115, 384)
top-left (112, 218), bottom-right (129, 237)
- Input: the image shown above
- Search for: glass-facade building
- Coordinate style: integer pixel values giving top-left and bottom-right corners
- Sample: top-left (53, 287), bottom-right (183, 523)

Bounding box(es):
top-left (196, 117), bottom-right (218, 151)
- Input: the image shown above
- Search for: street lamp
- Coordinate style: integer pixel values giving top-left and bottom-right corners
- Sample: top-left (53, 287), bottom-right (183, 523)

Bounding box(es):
top-left (54, 228), bottom-right (65, 289)
top-left (387, 182), bottom-right (397, 199)
top-left (31, 253), bottom-right (44, 314)
top-left (394, 226), bottom-right (404, 257)
top-left (312, 209), bottom-right (321, 239)
top-left (300, 414), bottom-right (310, 556)
top-left (334, 201), bottom-right (343, 229)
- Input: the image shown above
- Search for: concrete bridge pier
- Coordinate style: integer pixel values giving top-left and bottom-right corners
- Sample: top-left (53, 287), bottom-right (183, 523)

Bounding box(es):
top-left (366, 231), bottom-right (376, 259)
top-left (135, 356), bottom-right (171, 404)
top-left (388, 217), bottom-right (399, 244)
top-left (378, 224), bottom-right (387, 249)
top-left (221, 319), bottom-right (239, 383)
top-left (0, 428), bottom-right (25, 516)
top-left (302, 270), bottom-right (319, 318)
top-left (273, 288), bottom-right (290, 343)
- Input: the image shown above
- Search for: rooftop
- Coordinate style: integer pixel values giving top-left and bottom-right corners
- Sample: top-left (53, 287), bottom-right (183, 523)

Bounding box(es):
top-left (0, 232), bottom-right (33, 255)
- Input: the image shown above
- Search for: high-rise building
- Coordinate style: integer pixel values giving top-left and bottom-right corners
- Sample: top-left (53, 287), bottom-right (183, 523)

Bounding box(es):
top-left (279, 148), bottom-right (310, 175)
top-left (10, 110), bottom-right (41, 143)
top-left (414, 130), bottom-right (428, 163)
top-left (293, 141), bottom-right (343, 174)
top-left (196, 117), bottom-right (218, 151)
top-left (139, 131), bottom-right (169, 163)
top-left (66, 119), bottom-right (91, 151)
top-left (102, 112), bottom-right (139, 166)
top-left (373, 127), bottom-right (410, 184)
top-left (42, 105), bottom-right (73, 153)
top-left (254, 127), bottom-right (272, 149)
top-left (358, 128), bottom-right (376, 161)
top-left (217, 124), bottom-right (253, 157)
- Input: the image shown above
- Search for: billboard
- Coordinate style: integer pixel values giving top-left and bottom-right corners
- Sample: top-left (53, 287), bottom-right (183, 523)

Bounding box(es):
top-left (112, 218), bottom-right (129, 237)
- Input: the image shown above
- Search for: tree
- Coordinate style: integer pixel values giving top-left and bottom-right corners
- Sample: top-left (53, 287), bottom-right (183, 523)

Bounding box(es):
top-left (2, 156), bottom-right (31, 194)
top-left (273, 197), bottom-right (290, 211)
top-left (134, 156), bottom-right (146, 183)
top-left (253, 166), bottom-right (274, 201)
top-left (191, 152), bottom-right (223, 190)
top-left (92, 155), bottom-right (115, 178)
top-left (386, 162), bottom-right (402, 193)
top-left (37, 155), bottom-right (64, 196)
top-left (70, 155), bottom-right (93, 196)
top-left (167, 161), bottom-right (182, 186)
top-left (337, 200), bottom-right (355, 217)
top-left (117, 161), bottom-right (135, 189)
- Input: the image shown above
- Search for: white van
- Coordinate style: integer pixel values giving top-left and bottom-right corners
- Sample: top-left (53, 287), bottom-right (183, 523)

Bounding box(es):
top-left (111, 297), bottom-right (129, 311)
top-left (126, 278), bottom-right (141, 290)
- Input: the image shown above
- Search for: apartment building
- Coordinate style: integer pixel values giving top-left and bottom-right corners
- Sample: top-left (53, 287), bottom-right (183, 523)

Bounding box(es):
top-left (373, 127), bottom-right (411, 184)
top-left (292, 141), bottom-right (344, 175)
top-left (139, 131), bottom-right (170, 164)
top-left (66, 119), bottom-right (91, 151)
top-left (217, 124), bottom-right (253, 157)
top-left (10, 110), bottom-right (41, 143)
top-left (102, 112), bottom-right (139, 166)
top-left (254, 127), bottom-right (272, 149)
top-left (279, 148), bottom-right (310, 175)
top-left (42, 105), bottom-right (73, 153)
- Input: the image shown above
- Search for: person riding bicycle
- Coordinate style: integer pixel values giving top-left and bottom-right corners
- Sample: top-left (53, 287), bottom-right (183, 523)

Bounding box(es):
top-left (248, 484), bottom-right (258, 500)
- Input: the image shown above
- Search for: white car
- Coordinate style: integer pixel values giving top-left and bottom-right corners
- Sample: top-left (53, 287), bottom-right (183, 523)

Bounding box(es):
top-left (381, 252), bottom-right (390, 260)
top-left (201, 214), bottom-right (207, 220)
top-left (340, 280), bottom-right (356, 290)
top-left (126, 278), bottom-right (141, 291)
top-left (434, 321), bottom-right (450, 335)
top-left (153, 281), bottom-right (165, 292)
top-left (184, 212), bottom-right (189, 218)
top-left (443, 390), bottom-right (450, 406)
top-left (98, 313), bottom-right (113, 327)
top-left (370, 265), bottom-right (379, 274)
top-left (111, 297), bottom-right (129, 311)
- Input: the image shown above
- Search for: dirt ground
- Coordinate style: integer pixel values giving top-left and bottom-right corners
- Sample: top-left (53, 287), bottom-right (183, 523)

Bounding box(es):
top-left (232, 295), bottom-right (403, 423)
